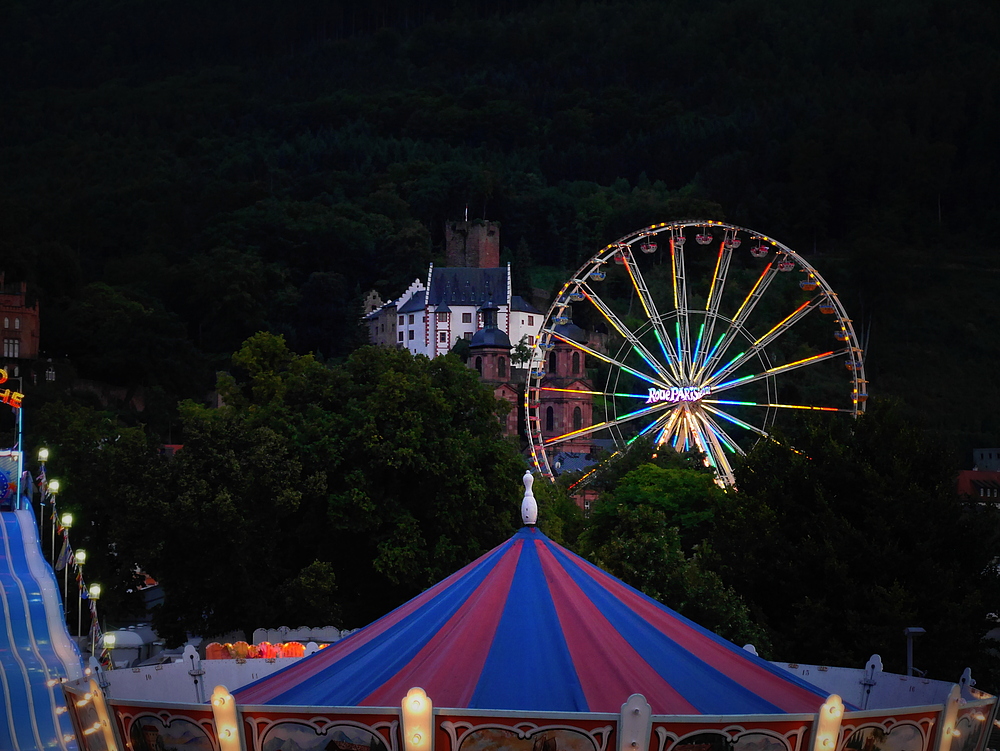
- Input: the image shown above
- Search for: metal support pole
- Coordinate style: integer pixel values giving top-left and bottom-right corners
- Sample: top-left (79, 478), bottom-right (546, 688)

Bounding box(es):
top-left (14, 383), bottom-right (22, 509)
top-left (904, 626), bottom-right (925, 677)
top-left (78, 578), bottom-right (83, 638)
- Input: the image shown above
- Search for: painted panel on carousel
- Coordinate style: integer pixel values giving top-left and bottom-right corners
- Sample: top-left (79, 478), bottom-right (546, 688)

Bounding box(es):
top-left (441, 722), bottom-right (610, 751)
top-left (653, 718), bottom-right (810, 751)
top-left (952, 706), bottom-right (993, 751)
top-left (658, 730), bottom-right (793, 751)
top-left (842, 723), bottom-right (927, 751)
top-left (258, 720), bottom-right (392, 751)
top-left (127, 715), bottom-right (215, 751)
top-left (114, 707), bottom-right (218, 751)
top-left (239, 712), bottom-right (398, 751)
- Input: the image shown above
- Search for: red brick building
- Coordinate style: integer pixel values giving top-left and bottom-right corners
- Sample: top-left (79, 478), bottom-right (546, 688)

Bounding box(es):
top-left (0, 274), bottom-right (40, 379)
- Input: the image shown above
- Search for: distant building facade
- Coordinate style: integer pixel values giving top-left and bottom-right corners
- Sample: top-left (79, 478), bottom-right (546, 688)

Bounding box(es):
top-left (0, 274), bottom-right (40, 381)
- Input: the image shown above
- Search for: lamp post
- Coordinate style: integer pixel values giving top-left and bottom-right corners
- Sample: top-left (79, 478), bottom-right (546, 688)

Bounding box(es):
top-left (59, 512), bottom-right (73, 611)
top-left (103, 632), bottom-right (116, 670)
top-left (48, 478), bottom-right (60, 561)
top-left (74, 549), bottom-right (87, 638)
top-left (36, 447), bottom-right (48, 530)
top-left (88, 583), bottom-right (101, 655)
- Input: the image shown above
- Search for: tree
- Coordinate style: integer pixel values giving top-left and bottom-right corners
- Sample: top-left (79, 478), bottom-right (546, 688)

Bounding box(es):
top-left (146, 334), bottom-right (524, 641)
top-left (712, 399), bottom-right (1000, 687)
top-left (576, 453), bottom-right (765, 648)
top-left (31, 401), bottom-right (170, 621)
top-left (581, 499), bottom-right (769, 650)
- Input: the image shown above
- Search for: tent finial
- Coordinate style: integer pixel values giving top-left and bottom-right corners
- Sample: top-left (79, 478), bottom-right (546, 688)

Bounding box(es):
top-left (521, 470), bottom-right (537, 526)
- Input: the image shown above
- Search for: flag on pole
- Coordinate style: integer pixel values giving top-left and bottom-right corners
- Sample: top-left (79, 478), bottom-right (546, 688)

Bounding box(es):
top-left (54, 537), bottom-right (72, 571)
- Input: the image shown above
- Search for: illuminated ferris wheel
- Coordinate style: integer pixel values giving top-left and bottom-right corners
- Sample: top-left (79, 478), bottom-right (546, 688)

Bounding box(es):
top-left (525, 220), bottom-right (867, 487)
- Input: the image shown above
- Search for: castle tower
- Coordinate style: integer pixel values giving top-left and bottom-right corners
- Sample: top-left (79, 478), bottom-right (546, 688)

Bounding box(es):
top-left (538, 322), bottom-right (593, 455)
top-left (445, 220), bottom-right (500, 269)
top-left (469, 301), bottom-right (518, 437)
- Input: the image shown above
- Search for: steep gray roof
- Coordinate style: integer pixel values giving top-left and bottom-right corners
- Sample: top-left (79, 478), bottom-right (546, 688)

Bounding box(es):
top-left (511, 295), bottom-right (542, 315)
top-left (428, 267), bottom-right (508, 307)
top-left (397, 290), bottom-right (426, 313)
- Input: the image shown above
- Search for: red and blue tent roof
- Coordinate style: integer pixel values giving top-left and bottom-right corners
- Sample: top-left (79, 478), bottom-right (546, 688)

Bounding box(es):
top-left (235, 526), bottom-right (830, 714)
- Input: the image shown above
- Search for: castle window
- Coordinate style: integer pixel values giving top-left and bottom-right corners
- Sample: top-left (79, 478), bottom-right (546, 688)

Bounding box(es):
top-left (545, 406), bottom-right (554, 432)
top-left (3, 339), bottom-right (19, 358)
top-left (572, 351), bottom-right (580, 374)
top-left (398, 315), bottom-right (404, 325)
top-left (439, 331), bottom-right (447, 342)
top-left (436, 312), bottom-right (448, 322)
top-left (463, 331), bottom-right (472, 340)
top-left (408, 314), bottom-right (415, 325)
top-left (462, 312), bottom-right (472, 324)
top-left (2, 317), bottom-right (7, 328)
top-left (475, 357), bottom-right (483, 375)
top-left (408, 330), bottom-right (415, 340)
top-left (573, 406), bottom-right (582, 430)
top-left (45, 366), bottom-right (55, 381)
top-left (498, 357), bottom-right (507, 379)
top-left (13, 318), bottom-right (19, 330)
top-left (398, 331), bottom-right (404, 342)
top-left (548, 351), bottom-right (557, 374)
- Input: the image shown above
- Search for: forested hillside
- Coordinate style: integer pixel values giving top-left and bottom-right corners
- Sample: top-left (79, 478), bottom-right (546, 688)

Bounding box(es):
top-left (3, 0), bottom-right (1000, 450)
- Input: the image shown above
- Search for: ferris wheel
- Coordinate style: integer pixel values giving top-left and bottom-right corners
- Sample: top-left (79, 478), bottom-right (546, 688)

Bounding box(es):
top-left (524, 220), bottom-right (867, 488)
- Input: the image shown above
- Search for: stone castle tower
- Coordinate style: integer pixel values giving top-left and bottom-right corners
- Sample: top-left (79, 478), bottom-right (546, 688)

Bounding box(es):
top-left (445, 220), bottom-right (500, 269)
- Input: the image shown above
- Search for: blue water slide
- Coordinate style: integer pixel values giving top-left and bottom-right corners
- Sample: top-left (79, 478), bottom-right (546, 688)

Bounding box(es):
top-left (1, 508), bottom-right (84, 750)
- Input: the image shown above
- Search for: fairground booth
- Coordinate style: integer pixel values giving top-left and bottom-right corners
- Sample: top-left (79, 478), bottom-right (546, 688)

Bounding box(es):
top-left (63, 474), bottom-right (997, 751)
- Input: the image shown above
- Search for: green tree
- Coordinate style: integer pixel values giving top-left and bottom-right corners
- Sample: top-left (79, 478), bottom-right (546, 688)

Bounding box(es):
top-left (714, 400), bottom-right (1000, 686)
top-left (146, 334), bottom-right (524, 641)
top-left (581, 502), bottom-right (769, 649)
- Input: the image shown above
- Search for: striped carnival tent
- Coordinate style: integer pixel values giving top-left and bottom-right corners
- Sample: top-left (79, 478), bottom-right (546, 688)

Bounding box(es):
top-left (235, 525), bottom-right (833, 714)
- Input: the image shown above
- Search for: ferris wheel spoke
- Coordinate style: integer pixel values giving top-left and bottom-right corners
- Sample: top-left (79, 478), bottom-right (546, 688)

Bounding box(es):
top-left (577, 282), bottom-right (679, 384)
top-left (692, 233), bottom-right (733, 374)
top-left (690, 410), bottom-right (738, 485)
top-left (618, 249), bottom-right (683, 379)
top-left (709, 348), bottom-right (847, 393)
top-left (703, 399), bottom-right (852, 413)
top-left (699, 402), bottom-right (772, 440)
top-left (653, 407), bottom-right (684, 447)
top-left (547, 330), bottom-right (672, 390)
top-left (695, 261), bottom-right (779, 381)
top-left (695, 408), bottom-right (746, 455)
top-left (540, 401), bottom-right (673, 448)
top-left (667, 235), bottom-right (693, 378)
top-left (705, 297), bottom-right (822, 386)
top-left (537, 386), bottom-right (651, 400)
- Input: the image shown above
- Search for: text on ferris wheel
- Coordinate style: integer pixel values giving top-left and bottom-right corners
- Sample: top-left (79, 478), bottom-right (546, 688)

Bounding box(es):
top-left (646, 386), bottom-right (710, 404)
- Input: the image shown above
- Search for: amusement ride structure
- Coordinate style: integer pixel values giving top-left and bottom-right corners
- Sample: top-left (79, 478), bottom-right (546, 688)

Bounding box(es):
top-left (526, 221), bottom-right (867, 487)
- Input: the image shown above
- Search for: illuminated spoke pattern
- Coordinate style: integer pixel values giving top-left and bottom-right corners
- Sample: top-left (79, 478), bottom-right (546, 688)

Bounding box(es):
top-left (526, 220), bottom-right (867, 488)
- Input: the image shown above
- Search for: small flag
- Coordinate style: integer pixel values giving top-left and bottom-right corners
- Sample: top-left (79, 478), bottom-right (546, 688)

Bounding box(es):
top-left (54, 538), bottom-right (72, 571)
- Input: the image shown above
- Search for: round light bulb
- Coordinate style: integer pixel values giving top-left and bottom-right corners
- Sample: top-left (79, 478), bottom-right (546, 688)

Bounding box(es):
top-left (38, 447), bottom-right (49, 461)
top-left (412, 734), bottom-right (422, 745)
top-left (410, 697), bottom-right (422, 711)
top-left (49, 479), bottom-right (60, 493)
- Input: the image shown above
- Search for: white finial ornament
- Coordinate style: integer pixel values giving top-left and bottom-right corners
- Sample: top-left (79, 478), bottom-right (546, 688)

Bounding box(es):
top-left (521, 470), bottom-right (537, 526)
